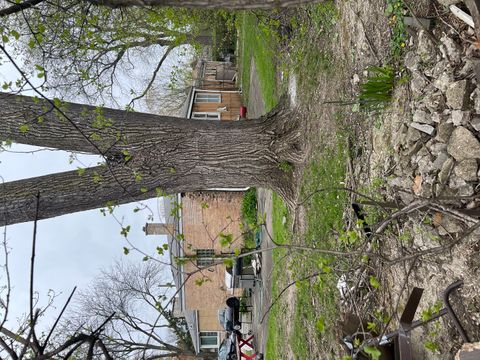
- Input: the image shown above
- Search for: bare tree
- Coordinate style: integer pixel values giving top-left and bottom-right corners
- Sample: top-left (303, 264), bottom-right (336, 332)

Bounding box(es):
top-left (64, 260), bottom-right (218, 359)
top-left (0, 196), bottom-right (115, 359)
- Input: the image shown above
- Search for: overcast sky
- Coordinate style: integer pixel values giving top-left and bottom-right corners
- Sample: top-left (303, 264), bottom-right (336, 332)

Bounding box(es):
top-left (0, 46), bottom-right (183, 331)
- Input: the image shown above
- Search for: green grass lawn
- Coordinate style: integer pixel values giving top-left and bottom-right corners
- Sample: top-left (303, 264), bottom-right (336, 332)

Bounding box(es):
top-left (236, 4), bottom-right (348, 358)
top-left (290, 139), bottom-right (348, 357)
top-left (236, 11), bottom-right (279, 111)
top-left (265, 142), bottom-right (348, 360)
top-left (265, 193), bottom-right (289, 359)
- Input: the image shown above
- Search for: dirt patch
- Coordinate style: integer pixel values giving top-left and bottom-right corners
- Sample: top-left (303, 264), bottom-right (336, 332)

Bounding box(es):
top-left (247, 61), bottom-right (266, 120)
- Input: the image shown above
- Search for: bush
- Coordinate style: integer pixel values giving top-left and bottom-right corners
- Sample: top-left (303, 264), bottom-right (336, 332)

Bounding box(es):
top-left (240, 188), bottom-right (257, 249)
top-left (241, 188), bottom-right (257, 225)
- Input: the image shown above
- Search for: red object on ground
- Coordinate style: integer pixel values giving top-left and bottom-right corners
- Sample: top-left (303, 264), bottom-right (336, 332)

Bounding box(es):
top-left (240, 106), bottom-right (247, 118)
top-left (236, 334), bottom-right (257, 360)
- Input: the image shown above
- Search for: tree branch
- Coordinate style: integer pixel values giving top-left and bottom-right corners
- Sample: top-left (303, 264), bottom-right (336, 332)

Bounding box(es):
top-left (0, 0), bottom-right (45, 17)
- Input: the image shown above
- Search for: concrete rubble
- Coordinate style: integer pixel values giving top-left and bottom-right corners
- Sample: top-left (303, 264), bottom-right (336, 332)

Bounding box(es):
top-left (387, 29), bottom-right (480, 236)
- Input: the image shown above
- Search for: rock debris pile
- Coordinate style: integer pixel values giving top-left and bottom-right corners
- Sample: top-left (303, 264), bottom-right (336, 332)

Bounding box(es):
top-left (389, 29), bottom-right (480, 231)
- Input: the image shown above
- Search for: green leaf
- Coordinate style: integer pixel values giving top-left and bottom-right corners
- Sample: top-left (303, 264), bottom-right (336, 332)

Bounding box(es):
top-left (223, 258), bottom-right (234, 267)
top-left (140, 187), bottom-right (148, 193)
top-left (385, 4), bottom-right (394, 16)
top-left (219, 232), bottom-right (233, 247)
top-left (155, 187), bottom-right (166, 197)
top-left (143, 256), bottom-right (149, 261)
top-left (156, 246), bottom-right (164, 255)
top-left (195, 278), bottom-right (206, 286)
top-left (92, 171), bottom-right (102, 184)
top-left (234, 248), bottom-right (241, 257)
top-left (76, 168), bottom-right (86, 176)
top-left (37, 23), bottom-right (46, 33)
top-left (315, 317), bottom-right (325, 334)
top-left (424, 340), bottom-right (439, 352)
top-left (369, 275), bottom-right (380, 289)
top-left (2, 139), bottom-right (12, 147)
top-left (28, 37), bottom-right (36, 49)
top-left (176, 233), bottom-right (185, 241)
top-left (134, 172), bottom-right (142, 182)
top-left (123, 247), bottom-right (129, 255)
top-left (120, 225), bottom-right (131, 237)
top-left (19, 124), bottom-right (29, 133)
top-left (364, 346), bottom-right (381, 360)
top-left (53, 97), bottom-right (62, 108)
top-left (162, 243), bottom-right (168, 250)
top-left (10, 30), bottom-right (20, 40)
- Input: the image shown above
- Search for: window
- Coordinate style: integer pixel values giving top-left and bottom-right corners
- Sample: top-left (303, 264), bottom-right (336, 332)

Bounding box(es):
top-left (195, 93), bottom-right (221, 103)
top-left (199, 332), bottom-right (218, 348)
top-left (196, 249), bottom-right (214, 266)
top-left (191, 112), bottom-right (220, 120)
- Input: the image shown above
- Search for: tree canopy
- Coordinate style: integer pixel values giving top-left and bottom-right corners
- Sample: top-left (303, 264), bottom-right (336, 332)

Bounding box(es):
top-left (2, 1), bottom-right (228, 102)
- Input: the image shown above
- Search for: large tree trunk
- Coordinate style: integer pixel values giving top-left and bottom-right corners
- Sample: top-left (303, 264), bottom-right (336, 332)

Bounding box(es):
top-left (0, 93), bottom-right (303, 225)
top-left (87, 0), bottom-right (316, 9)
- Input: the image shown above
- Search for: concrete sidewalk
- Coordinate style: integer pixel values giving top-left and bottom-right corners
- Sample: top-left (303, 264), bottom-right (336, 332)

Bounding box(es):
top-left (246, 59), bottom-right (273, 358)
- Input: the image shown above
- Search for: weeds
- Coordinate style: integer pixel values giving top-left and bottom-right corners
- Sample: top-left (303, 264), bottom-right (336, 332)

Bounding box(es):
top-left (385, 0), bottom-right (408, 59)
top-left (359, 65), bottom-right (395, 110)
top-left (278, 161), bottom-right (294, 173)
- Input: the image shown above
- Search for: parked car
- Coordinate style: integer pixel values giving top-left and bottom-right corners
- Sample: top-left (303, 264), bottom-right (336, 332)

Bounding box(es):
top-left (218, 297), bottom-right (241, 332)
top-left (217, 332), bottom-right (237, 360)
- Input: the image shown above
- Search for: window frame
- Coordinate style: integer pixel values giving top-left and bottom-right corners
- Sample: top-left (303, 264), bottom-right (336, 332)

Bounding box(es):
top-left (199, 331), bottom-right (219, 349)
top-left (194, 93), bottom-right (221, 103)
top-left (191, 112), bottom-right (220, 120)
top-left (196, 249), bottom-right (215, 266)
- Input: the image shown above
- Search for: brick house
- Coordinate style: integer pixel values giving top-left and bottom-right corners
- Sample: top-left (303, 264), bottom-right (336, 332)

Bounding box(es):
top-left (142, 57), bottom-right (246, 354)
top-left (145, 191), bottom-right (245, 353)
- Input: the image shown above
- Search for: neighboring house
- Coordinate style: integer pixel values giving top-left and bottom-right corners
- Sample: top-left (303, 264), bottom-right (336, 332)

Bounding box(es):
top-left (183, 59), bottom-right (242, 121)
top-left (144, 191), bottom-right (245, 354)
top-left (142, 57), bottom-right (246, 355)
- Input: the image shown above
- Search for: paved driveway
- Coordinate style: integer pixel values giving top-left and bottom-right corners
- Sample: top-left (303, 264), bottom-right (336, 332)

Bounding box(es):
top-left (246, 59), bottom-right (273, 358)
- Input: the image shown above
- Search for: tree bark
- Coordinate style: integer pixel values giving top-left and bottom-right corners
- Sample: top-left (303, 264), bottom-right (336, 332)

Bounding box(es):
top-left (87, 0), bottom-right (316, 9)
top-left (0, 93), bottom-right (303, 225)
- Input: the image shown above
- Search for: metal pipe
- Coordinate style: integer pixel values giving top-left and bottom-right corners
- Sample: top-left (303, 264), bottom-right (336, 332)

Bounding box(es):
top-left (443, 279), bottom-right (470, 343)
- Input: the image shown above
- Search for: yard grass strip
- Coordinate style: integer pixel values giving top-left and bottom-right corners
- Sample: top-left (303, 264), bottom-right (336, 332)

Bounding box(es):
top-left (236, 11), bottom-right (279, 111)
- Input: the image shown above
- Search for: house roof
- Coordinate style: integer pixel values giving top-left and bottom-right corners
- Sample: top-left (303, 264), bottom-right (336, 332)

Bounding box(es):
top-left (179, 86), bottom-right (195, 119)
top-left (163, 195), bottom-right (201, 354)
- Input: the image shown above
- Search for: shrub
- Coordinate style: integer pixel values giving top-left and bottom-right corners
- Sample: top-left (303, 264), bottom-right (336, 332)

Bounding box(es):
top-left (241, 188), bottom-right (257, 227)
top-left (240, 188), bottom-right (257, 249)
